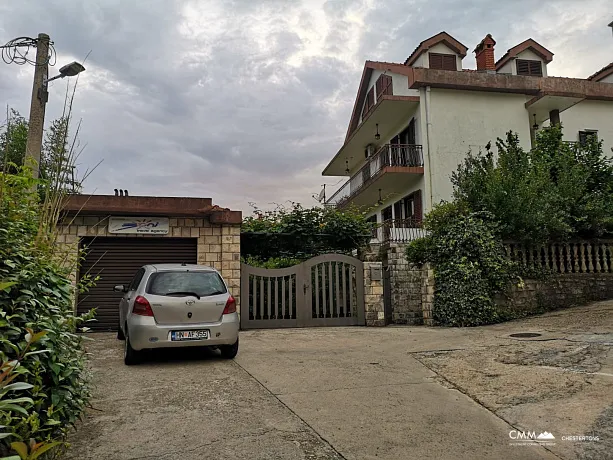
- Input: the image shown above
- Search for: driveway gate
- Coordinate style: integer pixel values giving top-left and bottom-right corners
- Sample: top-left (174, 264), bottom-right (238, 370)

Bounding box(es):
top-left (240, 254), bottom-right (365, 329)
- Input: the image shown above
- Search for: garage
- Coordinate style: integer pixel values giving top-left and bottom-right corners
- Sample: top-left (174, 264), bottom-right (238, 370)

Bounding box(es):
top-left (78, 237), bottom-right (197, 331)
top-left (56, 193), bottom-right (243, 332)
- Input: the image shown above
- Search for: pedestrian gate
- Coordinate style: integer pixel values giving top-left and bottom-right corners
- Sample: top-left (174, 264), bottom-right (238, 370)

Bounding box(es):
top-left (240, 254), bottom-right (365, 329)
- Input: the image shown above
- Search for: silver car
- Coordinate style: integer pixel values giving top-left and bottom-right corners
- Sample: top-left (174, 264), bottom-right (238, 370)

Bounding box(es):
top-left (114, 263), bottom-right (239, 365)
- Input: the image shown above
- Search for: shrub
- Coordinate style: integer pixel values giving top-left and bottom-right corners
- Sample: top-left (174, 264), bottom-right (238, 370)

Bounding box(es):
top-left (406, 205), bottom-right (520, 326)
top-left (241, 203), bottom-right (373, 260)
top-left (0, 168), bottom-right (93, 456)
top-left (242, 256), bottom-right (303, 269)
top-left (451, 127), bottom-right (613, 243)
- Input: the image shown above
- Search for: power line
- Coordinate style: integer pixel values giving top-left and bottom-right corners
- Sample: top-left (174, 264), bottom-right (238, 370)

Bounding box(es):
top-left (1, 36), bottom-right (57, 66)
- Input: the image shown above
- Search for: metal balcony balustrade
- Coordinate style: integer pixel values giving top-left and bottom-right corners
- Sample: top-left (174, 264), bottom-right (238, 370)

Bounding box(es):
top-left (326, 144), bottom-right (423, 207)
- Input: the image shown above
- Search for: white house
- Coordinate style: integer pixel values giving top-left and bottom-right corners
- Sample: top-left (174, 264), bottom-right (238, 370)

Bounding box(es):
top-left (322, 32), bottom-right (613, 242)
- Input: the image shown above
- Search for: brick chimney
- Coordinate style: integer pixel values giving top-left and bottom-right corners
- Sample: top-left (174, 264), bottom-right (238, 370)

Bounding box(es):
top-left (474, 34), bottom-right (496, 71)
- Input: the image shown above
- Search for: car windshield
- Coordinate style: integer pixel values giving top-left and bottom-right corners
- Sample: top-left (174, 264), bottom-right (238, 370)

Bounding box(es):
top-left (146, 271), bottom-right (227, 297)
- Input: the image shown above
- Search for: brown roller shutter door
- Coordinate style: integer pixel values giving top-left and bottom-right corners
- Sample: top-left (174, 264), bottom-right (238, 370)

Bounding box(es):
top-left (77, 237), bottom-right (197, 331)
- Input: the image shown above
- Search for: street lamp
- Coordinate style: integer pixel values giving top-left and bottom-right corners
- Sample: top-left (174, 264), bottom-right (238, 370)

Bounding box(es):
top-left (44, 61), bottom-right (86, 84)
top-left (39, 61), bottom-right (86, 103)
top-left (23, 33), bottom-right (85, 179)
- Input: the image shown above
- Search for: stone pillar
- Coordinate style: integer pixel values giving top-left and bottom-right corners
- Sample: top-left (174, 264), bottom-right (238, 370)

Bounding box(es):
top-left (421, 263), bottom-right (435, 326)
top-left (220, 224), bottom-right (241, 311)
top-left (384, 243), bottom-right (424, 325)
top-left (364, 261), bottom-right (385, 326)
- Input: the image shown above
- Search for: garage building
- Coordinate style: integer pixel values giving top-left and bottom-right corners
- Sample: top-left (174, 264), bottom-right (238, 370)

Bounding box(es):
top-left (57, 194), bottom-right (242, 331)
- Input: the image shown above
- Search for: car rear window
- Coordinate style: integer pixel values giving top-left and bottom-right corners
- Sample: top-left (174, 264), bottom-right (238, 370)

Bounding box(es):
top-left (146, 271), bottom-right (227, 297)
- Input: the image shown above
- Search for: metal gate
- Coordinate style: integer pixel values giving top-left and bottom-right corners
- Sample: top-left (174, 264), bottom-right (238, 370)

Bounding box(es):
top-left (240, 254), bottom-right (365, 329)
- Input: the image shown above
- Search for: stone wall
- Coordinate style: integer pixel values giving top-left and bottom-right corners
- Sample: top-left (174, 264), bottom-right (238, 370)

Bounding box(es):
top-left (499, 273), bottom-right (613, 314)
top-left (421, 263), bottom-right (435, 326)
top-left (57, 215), bottom-right (241, 310)
top-left (363, 261), bottom-right (385, 326)
top-left (382, 243), bottom-right (424, 325)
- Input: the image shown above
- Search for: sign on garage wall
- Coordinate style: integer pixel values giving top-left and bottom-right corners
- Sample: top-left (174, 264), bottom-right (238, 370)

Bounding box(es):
top-left (108, 216), bottom-right (169, 234)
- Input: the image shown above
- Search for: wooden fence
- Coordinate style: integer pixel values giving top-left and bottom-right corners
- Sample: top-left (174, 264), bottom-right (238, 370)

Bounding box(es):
top-left (503, 241), bottom-right (613, 274)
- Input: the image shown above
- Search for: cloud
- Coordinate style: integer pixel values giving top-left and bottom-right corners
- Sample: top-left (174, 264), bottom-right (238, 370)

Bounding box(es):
top-left (1, 0), bottom-right (611, 213)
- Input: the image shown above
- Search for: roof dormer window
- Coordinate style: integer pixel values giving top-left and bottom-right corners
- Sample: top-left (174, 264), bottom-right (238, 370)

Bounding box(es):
top-left (516, 59), bottom-right (543, 76)
top-left (429, 53), bottom-right (457, 71)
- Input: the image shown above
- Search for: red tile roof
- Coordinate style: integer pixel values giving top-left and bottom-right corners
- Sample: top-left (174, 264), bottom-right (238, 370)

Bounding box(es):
top-left (404, 31), bottom-right (469, 67)
top-left (588, 62), bottom-right (613, 82)
top-left (495, 38), bottom-right (554, 71)
top-left (368, 59), bottom-right (405, 67)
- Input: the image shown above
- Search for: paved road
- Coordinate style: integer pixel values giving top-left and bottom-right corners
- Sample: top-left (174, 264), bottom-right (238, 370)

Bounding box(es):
top-left (65, 324), bottom-right (569, 460)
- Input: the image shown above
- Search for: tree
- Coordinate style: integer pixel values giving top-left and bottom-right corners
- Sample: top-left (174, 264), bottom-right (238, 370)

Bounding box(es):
top-left (0, 109), bottom-right (28, 172)
top-left (451, 126), bottom-right (613, 242)
top-left (0, 109), bottom-right (82, 193)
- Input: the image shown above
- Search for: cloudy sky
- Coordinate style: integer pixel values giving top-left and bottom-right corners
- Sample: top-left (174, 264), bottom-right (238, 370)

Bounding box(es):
top-left (1, 0), bottom-right (611, 213)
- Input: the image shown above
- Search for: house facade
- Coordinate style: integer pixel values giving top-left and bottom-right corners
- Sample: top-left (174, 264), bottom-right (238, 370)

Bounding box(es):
top-left (322, 31), bottom-right (613, 242)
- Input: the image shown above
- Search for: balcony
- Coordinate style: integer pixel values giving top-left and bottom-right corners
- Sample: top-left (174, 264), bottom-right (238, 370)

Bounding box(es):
top-left (322, 95), bottom-right (420, 176)
top-left (379, 218), bottom-right (426, 243)
top-left (327, 144), bottom-right (424, 208)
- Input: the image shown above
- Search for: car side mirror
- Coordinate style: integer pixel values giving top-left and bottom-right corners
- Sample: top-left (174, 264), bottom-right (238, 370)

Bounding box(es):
top-left (113, 285), bottom-right (127, 293)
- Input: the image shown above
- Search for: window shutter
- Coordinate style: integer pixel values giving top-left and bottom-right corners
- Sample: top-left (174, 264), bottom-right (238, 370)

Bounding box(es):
top-left (429, 53), bottom-right (456, 70)
top-left (429, 53), bottom-right (443, 69)
top-left (529, 60), bottom-right (542, 76)
top-left (375, 74), bottom-right (392, 98)
top-left (517, 59), bottom-right (542, 76)
top-left (413, 189), bottom-right (423, 224)
top-left (517, 60), bottom-right (530, 75)
top-left (442, 54), bottom-right (456, 70)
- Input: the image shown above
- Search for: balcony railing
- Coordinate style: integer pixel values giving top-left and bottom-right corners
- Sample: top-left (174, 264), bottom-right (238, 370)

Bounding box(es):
top-left (327, 144), bottom-right (423, 207)
top-left (380, 218), bottom-right (426, 243)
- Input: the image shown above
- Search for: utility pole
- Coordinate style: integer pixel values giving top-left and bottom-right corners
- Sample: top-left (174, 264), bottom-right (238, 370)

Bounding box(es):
top-left (25, 33), bottom-right (50, 179)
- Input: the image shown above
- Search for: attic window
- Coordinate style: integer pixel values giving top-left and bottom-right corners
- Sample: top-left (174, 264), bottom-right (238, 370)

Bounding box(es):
top-left (429, 53), bottom-right (457, 71)
top-left (516, 59), bottom-right (542, 76)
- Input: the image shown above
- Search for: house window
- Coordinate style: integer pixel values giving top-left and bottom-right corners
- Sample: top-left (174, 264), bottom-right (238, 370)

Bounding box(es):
top-left (361, 87), bottom-right (375, 121)
top-left (579, 130), bottom-right (598, 145)
top-left (516, 59), bottom-right (543, 76)
top-left (429, 53), bottom-right (457, 71)
top-left (382, 206), bottom-right (392, 222)
top-left (403, 196), bottom-right (415, 220)
top-left (375, 74), bottom-right (393, 99)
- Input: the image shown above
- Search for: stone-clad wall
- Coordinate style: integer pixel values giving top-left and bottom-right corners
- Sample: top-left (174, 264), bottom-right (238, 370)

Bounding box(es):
top-left (364, 261), bottom-right (385, 326)
top-left (382, 243), bottom-right (424, 325)
top-left (56, 215), bottom-right (241, 311)
top-left (499, 274), bottom-right (613, 314)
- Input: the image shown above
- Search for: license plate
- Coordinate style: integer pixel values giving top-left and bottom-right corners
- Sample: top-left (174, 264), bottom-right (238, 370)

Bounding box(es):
top-left (171, 330), bottom-right (210, 341)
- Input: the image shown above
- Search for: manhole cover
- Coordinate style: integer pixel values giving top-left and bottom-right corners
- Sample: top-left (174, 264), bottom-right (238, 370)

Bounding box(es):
top-left (509, 333), bottom-right (542, 338)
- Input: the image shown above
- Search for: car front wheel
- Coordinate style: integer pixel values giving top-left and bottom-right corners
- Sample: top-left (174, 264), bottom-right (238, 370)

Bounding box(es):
top-left (219, 338), bottom-right (239, 359)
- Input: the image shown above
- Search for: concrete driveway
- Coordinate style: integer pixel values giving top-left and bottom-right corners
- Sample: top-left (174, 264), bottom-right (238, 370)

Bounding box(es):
top-left (66, 301), bottom-right (613, 460)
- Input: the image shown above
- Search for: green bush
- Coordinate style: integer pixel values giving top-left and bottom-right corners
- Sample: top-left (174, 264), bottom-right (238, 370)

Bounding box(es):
top-left (0, 168), bottom-right (93, 456)
top-left (451, 127), bottom-right (613, 243)
top-left (241, 203), bottom-right (373, 260)
top-left (242, 256), bottom-right (303, 269)
top-left (406, 205), bottom-right (520, 326)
